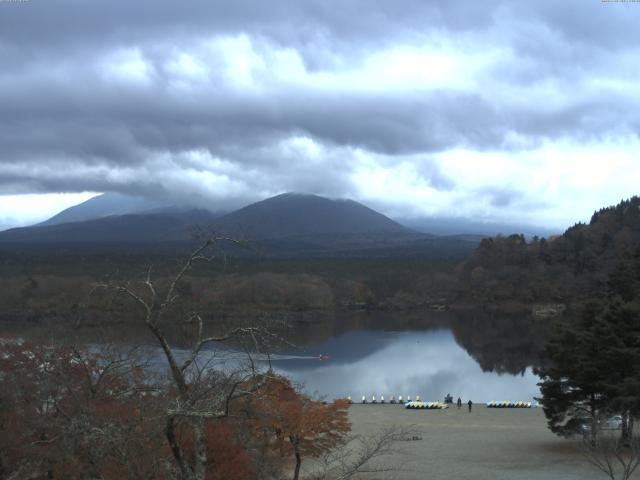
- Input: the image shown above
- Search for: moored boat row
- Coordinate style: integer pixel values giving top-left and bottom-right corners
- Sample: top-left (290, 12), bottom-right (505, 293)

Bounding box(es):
top-left (405, 401), bottom-right (449, 409)
top-left (486, 401), bottom-right (533, 408)
top-left (350, 395), bottom-right (423, 404)
top-left (345, 396), bottom-right (537, 409)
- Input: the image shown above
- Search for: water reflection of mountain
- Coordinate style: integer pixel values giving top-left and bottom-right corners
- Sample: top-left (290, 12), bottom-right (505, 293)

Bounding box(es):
top-left (447, 313), bottom-right (551, 375)
top-left (3, 309), bottom-right (554, 376)
top-left (271, 327), bottom-right (543, 402)
top-left (273, 310), bottom-right (552, 375)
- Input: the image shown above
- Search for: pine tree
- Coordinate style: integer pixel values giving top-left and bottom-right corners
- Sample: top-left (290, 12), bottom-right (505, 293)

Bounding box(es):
top-left (536, 303), bottom-right (610, 443)
top-left (537, 248), bottom-right (640, 443)
top-left (595, 301), bottom-right (640, 441)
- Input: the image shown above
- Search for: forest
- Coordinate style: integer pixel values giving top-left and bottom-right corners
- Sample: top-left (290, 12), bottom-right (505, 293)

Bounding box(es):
top-left (453, 197), bottom-right (640, 307)
top-left (4, 197), bottom-right (640, 324)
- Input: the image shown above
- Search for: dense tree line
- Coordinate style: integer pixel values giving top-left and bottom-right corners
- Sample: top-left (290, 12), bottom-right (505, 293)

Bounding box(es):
top-left (0, 256), bottom-right (457, 323)
top-left (455, 197), bottom-right (640, 305)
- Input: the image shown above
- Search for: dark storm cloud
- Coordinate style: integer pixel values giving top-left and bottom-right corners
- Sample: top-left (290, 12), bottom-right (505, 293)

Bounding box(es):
top-left (0, 0), bottom-right (639, 213)
top-left (0, 1), bottom-right (499, 51)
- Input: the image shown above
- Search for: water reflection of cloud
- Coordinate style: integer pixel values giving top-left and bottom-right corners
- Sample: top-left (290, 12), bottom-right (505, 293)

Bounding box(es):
top-left (274, 330), bottom-right (540, 403)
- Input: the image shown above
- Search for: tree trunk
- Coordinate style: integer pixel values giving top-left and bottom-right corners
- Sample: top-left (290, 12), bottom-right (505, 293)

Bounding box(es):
top-left (590, 397), bottom-right (598, 447)
top-left (622, 410), bottom-right (630, 446)
top-left (193, 417), bottom-right (207, 480)
top-left (165, 416), bottom-right (195, 480)
top-left (291, 436), bottom-right (302, 480)
top-left (292, 451), bottom-right (302, 480)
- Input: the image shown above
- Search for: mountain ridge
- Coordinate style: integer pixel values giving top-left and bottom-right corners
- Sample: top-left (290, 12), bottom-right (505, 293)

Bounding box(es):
top-left (0, 192), bottom-right (480, 258)
top-left (39, 193), bottom-right (171, 226)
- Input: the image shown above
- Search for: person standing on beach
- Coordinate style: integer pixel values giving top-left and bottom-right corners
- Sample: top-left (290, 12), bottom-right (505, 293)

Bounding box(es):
top-left (468, 399), bottom-right (473, 412)
top-left (457, 397), bottom-right (462, 409)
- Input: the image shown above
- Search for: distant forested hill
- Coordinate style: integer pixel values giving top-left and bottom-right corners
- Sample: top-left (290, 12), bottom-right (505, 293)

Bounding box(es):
top-left (0, 193), bottom-right (480, 259)
top-left (454, 196), bottom-right (640, 304)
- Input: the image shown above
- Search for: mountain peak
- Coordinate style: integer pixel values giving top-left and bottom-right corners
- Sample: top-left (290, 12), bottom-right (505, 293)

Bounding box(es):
top-left (217, 193), bottom-right (408, 239)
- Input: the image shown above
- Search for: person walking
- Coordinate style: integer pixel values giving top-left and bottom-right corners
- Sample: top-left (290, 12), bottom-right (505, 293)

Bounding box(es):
top-left (467, 399), bottom-right (473, 412)
top-left (457, 397), bottom-right (462, 409)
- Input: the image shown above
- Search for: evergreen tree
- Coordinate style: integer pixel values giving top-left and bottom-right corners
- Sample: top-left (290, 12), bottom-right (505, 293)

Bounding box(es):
top-left (536, 303), bottom-right (609, 443)
top-left (595, 300), bottom-right (640, 441)
top-left (537, 248), bottom-right (640, 443)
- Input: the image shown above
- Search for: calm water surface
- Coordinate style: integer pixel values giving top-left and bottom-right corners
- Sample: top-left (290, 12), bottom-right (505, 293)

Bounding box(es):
top-left (268, 328), bottom-right (541, 403)
top-left (7, 312), bottom-right (547, 404)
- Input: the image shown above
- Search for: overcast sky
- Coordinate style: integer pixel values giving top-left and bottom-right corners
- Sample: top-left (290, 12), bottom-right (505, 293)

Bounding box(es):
top-left (1, 0), bottom-right (640, 230)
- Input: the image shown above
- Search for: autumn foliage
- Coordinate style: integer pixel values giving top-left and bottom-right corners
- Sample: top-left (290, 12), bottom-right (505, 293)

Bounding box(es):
top-left (175, 421), bottom-right (255, 480)
top-left (240, 377), bottom-right (351, 480)
top-left (0, 340), bottom-right (351, 480)
top-left (0, 339), bottom-right (167, 479)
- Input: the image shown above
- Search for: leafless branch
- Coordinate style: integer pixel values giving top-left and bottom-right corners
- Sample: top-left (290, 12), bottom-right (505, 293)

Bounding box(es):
top-left (89, 236), bottom-right (286, 480)
top-left (309, 425), bottom-right (422, 480)
top-left (581, 432), bottom-right (640, 480)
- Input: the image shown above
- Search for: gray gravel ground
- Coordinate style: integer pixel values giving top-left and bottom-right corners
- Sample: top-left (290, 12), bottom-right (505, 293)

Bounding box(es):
top-left (346, 404), bottom-right (637, 480)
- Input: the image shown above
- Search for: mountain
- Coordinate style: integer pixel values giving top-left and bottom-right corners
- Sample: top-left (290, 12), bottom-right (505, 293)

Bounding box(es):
top-left (0, 192), bottom-right (480, 258)
top-left (35, 191), bottom-right (548, 239)
top-left (0, 209), bottom-right (218, 246)
top-left (215, 193), bottom-right (410, 239)
top-left (40, 193), bottom-right (170, 226)
top-left (0, 193), bottom-right (412, 248)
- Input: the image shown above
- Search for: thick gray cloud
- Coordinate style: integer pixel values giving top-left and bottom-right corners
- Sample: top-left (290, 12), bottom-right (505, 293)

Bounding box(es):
top-left (1, 0), bottom-right (639, 225)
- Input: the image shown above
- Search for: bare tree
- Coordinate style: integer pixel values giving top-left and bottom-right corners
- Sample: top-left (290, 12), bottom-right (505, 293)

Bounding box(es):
top-left (94, 237), bottom-right (280, 480)
top-left (581, 431), bottom-right (640, 480)
top-left (307, 425), bottom-right (423, 480)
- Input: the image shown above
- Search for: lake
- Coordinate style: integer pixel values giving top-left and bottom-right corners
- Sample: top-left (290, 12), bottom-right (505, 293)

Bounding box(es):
top-left (268, 328), bottom-right (541, 403)
top-left (3, 310), bottom-right (550, 404)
